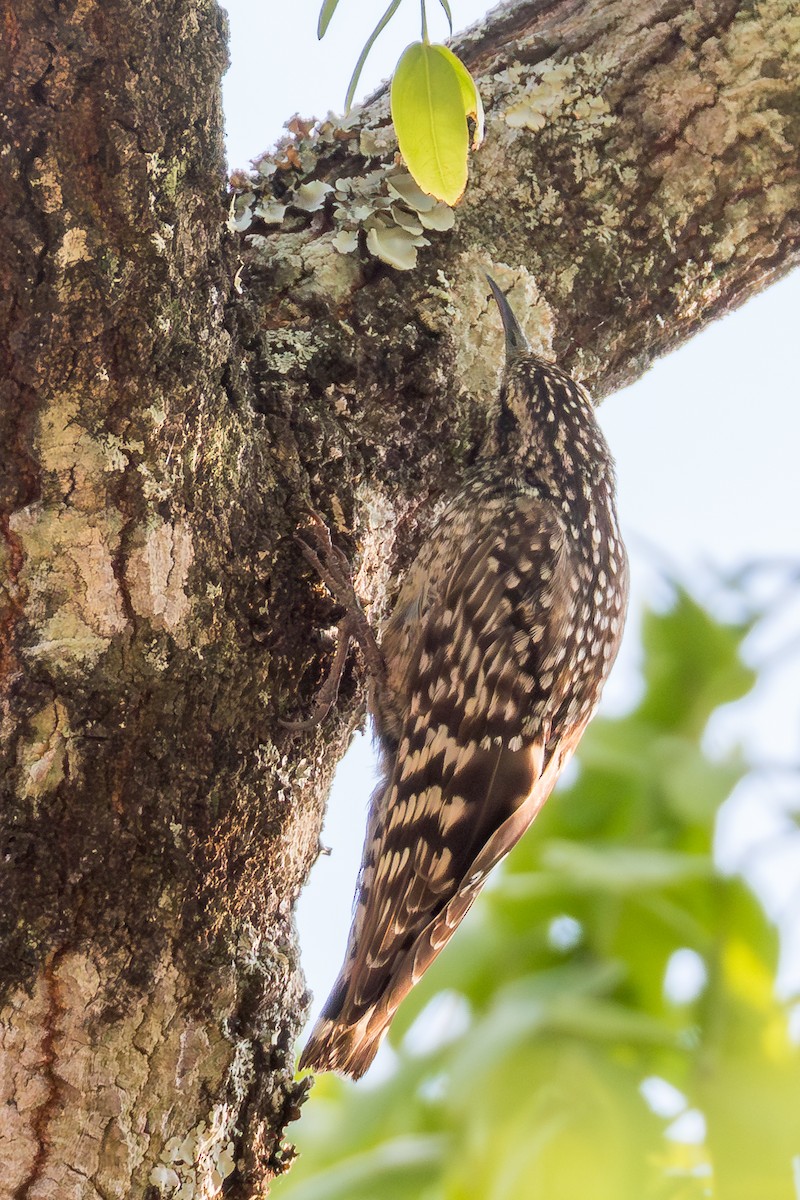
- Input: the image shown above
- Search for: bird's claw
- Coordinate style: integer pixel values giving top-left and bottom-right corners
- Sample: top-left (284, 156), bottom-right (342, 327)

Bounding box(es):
top-left (283, 511), bottom-right (386, 731)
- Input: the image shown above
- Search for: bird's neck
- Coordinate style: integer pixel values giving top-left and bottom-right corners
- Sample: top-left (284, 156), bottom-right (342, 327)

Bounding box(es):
top-left (484, 357), bottom-right (615, 505)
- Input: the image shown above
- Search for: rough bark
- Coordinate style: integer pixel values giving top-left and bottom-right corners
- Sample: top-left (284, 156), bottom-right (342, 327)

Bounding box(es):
top-left (0, 0), bottom-right (797, 1195)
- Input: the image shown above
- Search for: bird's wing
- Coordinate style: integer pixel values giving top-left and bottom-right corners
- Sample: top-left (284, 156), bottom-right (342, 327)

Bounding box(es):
top-left (301, 498), bottom-right (581, 1077)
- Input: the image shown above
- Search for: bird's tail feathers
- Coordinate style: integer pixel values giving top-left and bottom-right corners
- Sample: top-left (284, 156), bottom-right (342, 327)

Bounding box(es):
top-left (299, 743), bottom-right (570, 1080)
top-left (299, 1000), bottom-right (391, 1080)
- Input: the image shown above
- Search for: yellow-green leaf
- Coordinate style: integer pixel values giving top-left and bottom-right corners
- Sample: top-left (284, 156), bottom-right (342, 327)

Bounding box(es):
top-left (344, 0), bottom-right (403, 113)
top-left (437, 0), bottom-right (453, 35)
top-left (433, 44), bottom-right (485, 149)
top-left (391, 42), bottom-right (471, 206)
top-left (316, 0), bottom-right (340, 39)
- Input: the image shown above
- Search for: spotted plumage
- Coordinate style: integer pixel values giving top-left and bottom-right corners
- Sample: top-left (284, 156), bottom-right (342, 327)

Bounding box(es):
top-left (299, 277), bottom-right (628, 1078)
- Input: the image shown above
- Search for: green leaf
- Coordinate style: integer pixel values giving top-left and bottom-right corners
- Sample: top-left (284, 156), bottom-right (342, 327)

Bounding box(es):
top-left (430, 43), bottom-right (485, 148)
top-left (391, 43), bottom-right (472, 205)
top-left (437, 0), bottom-right (453, 35)
top-left (345, 0), bottom-right (404, 113)
top-left (539, 842), bottom-right (713, 893)
top-left (317, 0), bottom-right (341, 39)
top-left (639, 587), bottom-right (755, 735)
top-left (281, 1135), bottom-right (445, 1200)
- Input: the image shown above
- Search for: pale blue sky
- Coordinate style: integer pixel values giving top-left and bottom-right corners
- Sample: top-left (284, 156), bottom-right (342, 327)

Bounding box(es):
top-left (220, 0), bottom-right (800, 1034)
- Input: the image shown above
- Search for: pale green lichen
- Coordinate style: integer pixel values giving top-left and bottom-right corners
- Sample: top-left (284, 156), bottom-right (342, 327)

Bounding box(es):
top-left (147, 403), bottom-right (169, 429)
top-left (230, 112), bottom-right (457, 272)
top-left (146, 151), bottom-right (186, 201)
top-left (37, 392), bottom-right (141, 507)
top-left (297, 238), bottom-right (362, 304)
top-left (10, 363), bottom-right (207, 669)
top-left (490, 51), bottom-right (623, 250)
top-left (502, 53), bottom-right (616, 151)
top-left (504, 60), bottom-right (577, 130)
top-left (292, 180), bottom-right (334, 212)
top-left (254, 197), bottom-right (287, 224)
top-left (653, 0), bottom-right (799, 256)
top-left (97, 432), bottom-right (132, 473)
top-left (137, 458), bottom-right (178, 503)
top-left (227, 191), bottom-right (255, 233)
top-left (556, 263), bottom-right (580, 298)
top-left (13, 387), bottom-right (197, 666)
top-left (670, 256), bottom-right (722, 320)
top-left (331, 228), bottom-right (358, 254)
top-left (146, 989), bottom-right (284, 1197)
top-left (10, 503), bottom-right (128, 666)
top-left (259, 327), bottom-right (318, 375)
top-left (365, 221), bottom-right (429, 272)
top-left (149, 1108), bottom-right (238, 1199)
top-left (452, 260), bottom-right (555, 398)
top-left (359, 123), bottom-right (397, 158)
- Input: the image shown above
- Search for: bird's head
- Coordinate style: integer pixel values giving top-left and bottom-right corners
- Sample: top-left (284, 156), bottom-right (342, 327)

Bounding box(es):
top-left (483, 273), bottom-right (612, 489)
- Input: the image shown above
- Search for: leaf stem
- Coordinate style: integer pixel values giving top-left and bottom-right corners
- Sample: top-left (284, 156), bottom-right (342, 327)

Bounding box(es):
top-left (421, 0), bottom-right (429, 44)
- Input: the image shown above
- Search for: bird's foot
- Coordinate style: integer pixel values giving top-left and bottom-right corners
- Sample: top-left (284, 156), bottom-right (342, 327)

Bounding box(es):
top-left (282, 511), bottom-right (385, 731)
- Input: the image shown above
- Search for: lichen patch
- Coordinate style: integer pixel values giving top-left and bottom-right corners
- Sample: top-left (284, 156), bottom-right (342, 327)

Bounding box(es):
top-left (55, 227), bottom-right (90, 269)
top-left (9, 504), bottom-right (128, 666)
top-left (500, 53), bottom-right (615, 147)
top-left (232, 105), bottom-right (457, 273)
top-left (38, 393), bottom-right (133, 509)
top-left (148, 1037), bottom-right (253, 1199)
top-left (504, 59), bottom-right (578, 130)
top-left (125, 519), bottom-right (195, 643)
top-left (17, 698), bottom-right (72, 805)
top-left (453, 260), bottom-right (555, 397)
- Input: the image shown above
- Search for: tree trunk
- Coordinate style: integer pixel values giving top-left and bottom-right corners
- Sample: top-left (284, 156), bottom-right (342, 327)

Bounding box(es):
top-left (1, 0), bottom-right (797, 1194)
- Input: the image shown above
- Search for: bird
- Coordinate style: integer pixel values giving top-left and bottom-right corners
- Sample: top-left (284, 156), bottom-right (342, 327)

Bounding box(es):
top-left (298, 276), bottom-right (628, 1079)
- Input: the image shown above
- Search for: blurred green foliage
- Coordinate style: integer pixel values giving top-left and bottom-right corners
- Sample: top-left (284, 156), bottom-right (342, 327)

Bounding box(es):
top-left (280, 587), bottom-right (800, 1200)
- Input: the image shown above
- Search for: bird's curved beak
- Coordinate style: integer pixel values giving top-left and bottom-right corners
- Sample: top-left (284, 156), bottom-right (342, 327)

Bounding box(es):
top-left (486, 274), bottom-right (530, 364)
